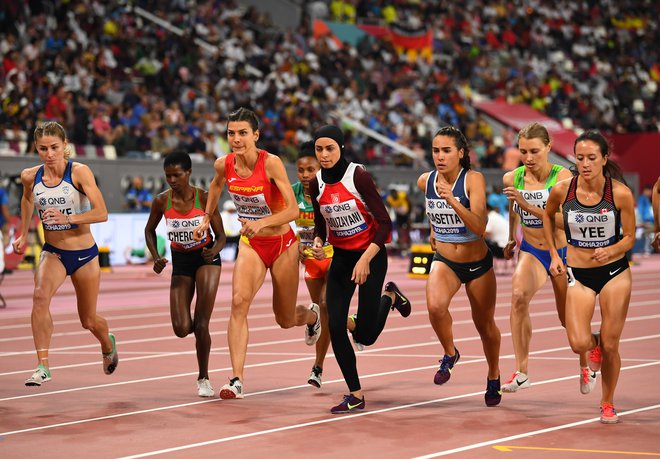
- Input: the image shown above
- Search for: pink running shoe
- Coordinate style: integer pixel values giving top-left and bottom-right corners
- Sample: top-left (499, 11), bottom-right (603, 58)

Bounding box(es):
top-left (589, 332), bottom-right (602, 372)
top-left (600, 402), bottom-right (619, 424)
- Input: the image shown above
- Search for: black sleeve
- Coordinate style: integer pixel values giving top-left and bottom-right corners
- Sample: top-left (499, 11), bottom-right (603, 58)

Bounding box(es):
top-left (353, 167), bottom-right (392, 248)
top-left (309, 177), bottom-right (327, 243)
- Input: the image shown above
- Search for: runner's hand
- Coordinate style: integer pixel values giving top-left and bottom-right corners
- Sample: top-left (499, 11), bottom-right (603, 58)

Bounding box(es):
top-left (153, 257), bottom-right (168, 274)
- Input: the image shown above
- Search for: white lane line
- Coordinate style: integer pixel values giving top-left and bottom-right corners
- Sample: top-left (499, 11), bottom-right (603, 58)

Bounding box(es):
top-left (113, 361), bottom-right (660, 459)
top-left (2, 308), bottom-right (659, 378)
top-left (1, 336), bottom-right (659, 436)
top-left (412, 403), bottom-right (660, 458)
top-left (1, 273), bottom-right (657, 324)
top-left (2, 298), bottom-right (658, 359)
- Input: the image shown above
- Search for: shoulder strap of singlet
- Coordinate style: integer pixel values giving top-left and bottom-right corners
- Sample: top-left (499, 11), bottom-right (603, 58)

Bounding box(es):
top-left (224, 153), bottom-right (235, 177)
top-left (63, 160), bottom-right (73, 182)
top-left (545, 164), bottom-right (562, 188)
top-left (34, 165), bottom-right (45, 188)
top-left (425, 170), bottom-right (438, 198)
top-left (564, 175), bottom-right (579, 204)
top-left (194, 187), bottom-right (202, 210)
top-left (513, 166), bottom-right (526, 189)
top-left (603, 176), bottom-right (613, 204)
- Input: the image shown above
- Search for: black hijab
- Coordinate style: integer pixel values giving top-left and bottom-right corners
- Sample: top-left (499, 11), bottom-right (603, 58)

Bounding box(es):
top-left (314, 125), bottom-right (349, 184)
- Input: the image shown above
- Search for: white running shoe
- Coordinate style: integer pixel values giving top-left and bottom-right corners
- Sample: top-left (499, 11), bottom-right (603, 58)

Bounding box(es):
top-left (25, 365), bottom-right (51, 387)
top-left (501, 371), bottom-right (531, 393)
top-left (305, 303), bottom-right (321, 346)
top-left (580, 367), bottom-right (597, 395)
top-left (307, 366), bottom-right (323, 388)
top-left (197, 378), bottom-right (214, 397)
top-left (219, 377), bottom-right (244, 399)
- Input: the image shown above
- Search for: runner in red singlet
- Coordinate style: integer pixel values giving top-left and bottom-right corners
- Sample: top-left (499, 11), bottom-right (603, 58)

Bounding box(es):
top-left (193, 108), bottom-right (321, 400)
top-left (145, 151), bottom-right (225, 397)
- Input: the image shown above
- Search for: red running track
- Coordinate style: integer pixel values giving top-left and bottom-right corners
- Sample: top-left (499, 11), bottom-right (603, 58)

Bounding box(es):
top-left (1, 256), bottom-right (659, 458)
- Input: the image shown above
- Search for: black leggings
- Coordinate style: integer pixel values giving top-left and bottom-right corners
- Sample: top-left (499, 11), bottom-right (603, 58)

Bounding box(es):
top-left (326, 247), bottom-right (392, 392)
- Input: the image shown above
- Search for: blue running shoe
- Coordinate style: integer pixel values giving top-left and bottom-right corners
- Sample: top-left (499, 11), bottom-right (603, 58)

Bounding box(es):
top-left (434, 348), bottom-right (460, 385)
top-left (330, 394), bottom-right (365, 414)
top-left (485, 377), bottom-right (502, 407)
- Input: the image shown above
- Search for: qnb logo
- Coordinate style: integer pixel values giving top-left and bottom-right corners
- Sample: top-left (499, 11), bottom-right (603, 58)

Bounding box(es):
top-left (39, 197), bottom-right (47, 206)
top-left (575, 214), bottom-right (584, 223)
top-left (324, 206), bottom-right (333, 213)
top-left (171, 220), bottom-right (180, 229)
top-left (428, 201), bottom-right (435, 209)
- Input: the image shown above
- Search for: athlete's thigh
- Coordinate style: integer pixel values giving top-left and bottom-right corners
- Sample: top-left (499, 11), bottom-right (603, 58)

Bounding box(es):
top-left (194, 265), bottom-right (222, 320)
top-left (465, 268), bottom-right (497, 317)
top-left (512, 251), bottom-right (549, 298)
top-left (598, 270), bottom-right (631, 341)
top-left (34, 251), bottom-right (68, 300)
top-left (426, 261), bottom-right (462, 311)
top-left (305, 276), bottom-right (326, 305)
top-left (71, 257), bottom-right (101, 318)
top-left (565, 281), bottom-right (597, 337)
top-left (270, 242), bottom-right (300, 316)
top-left (232, 243), bottom-right (267, 310)
top-left (170, 274), bottom-right (196, 317)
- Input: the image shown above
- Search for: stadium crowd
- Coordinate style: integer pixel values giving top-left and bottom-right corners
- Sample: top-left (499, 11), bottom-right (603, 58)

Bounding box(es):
top-left (0, 0), bottom-right (658, 168)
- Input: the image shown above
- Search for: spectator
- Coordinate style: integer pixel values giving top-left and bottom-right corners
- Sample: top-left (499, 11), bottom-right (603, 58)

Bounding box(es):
top-left (124, 176), bottom-right (153, 212)
top-left (484, 203), bottom-right (508, 259)
top-left (386, 187), bottom-right (412, 252)
top-left (219, 199), bottom-right (241, 261)
top-left (487, 186), bottom-right (509, 217)
top-left (636, 184), bottom-right (655, 255)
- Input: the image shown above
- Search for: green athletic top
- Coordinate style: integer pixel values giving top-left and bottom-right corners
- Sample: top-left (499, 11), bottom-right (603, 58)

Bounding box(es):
top-left (512, 164), bottom-right (562, 228)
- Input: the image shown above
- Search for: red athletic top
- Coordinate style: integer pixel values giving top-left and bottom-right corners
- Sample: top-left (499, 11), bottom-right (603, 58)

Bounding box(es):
top-left (164, 188), bottom-right (211, 251)
top-left (225, 150), bottom-right (285, 221)
top-left (311, 163), bottom-right (392, 251)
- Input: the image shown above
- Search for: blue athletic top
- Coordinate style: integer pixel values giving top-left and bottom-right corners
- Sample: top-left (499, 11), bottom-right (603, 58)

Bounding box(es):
top-left (425, 168), bottom-right (480, 243)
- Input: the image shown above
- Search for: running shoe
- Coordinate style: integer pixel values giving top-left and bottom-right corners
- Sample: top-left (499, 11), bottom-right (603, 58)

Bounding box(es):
top-left (307, 365), bottom-right (323, 388)
top-left (434, 348), bottom-right (460, 385)
top-left (485, 377), bottom-right (502, 407)
top-left (330, 394), bottom-right (365, 414)
top-left (197, 378), bottom-right (214, 397)
top-left (349, 314), bottom-right (364, 351)
top-left (589, 331), bottom-right (602, 372)
top-left (103, 333), bottom-right (119, 375)
top-left (305, 303), bottom-right (321, 346)
top-left (580, 367), bottom-right (597, 395)
top-left (25, 364), bottom-right (51, 387)
top-left (384, 281), bottom-right (411, 317)
top-left (219, 377), bottom-right (244, 399)
top-left (501, 371), bottom-right (531, 393)
top-left (600, 402), bottom-right (619, 424)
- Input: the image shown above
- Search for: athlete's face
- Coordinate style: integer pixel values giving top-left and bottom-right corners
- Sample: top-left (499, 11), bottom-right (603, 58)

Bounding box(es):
top-left (164, 164), bottom-right (191, 192)
top-left (315, 137), bottom-right (341, 169)
top-left (227, 121), bottom-right (259, 155)
top-left (431, 135), bottom-right (463, 173)
top-left (35, 135), bottom-right (67, 166)
top-left (297, 156), bottom-right (320, 191)
top-left (574, 140), bottom-right (606, 179)
top-left (518, 137), bottom-right (550, 172)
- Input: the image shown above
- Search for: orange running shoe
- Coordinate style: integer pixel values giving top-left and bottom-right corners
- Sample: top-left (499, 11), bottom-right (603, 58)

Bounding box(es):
top-left (600, 402), bottom-right (619, 424)
top-left (589, 332), bottom-right (602, 372)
